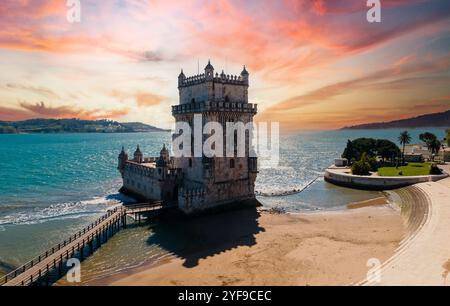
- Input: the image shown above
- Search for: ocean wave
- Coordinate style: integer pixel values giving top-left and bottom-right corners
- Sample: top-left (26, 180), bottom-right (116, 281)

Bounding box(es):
top-left (0, 195), bottom-right (125, 226)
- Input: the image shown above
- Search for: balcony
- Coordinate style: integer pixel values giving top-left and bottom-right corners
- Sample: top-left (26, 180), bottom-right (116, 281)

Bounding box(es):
top-left (172, 101), bottom-right (257, 115)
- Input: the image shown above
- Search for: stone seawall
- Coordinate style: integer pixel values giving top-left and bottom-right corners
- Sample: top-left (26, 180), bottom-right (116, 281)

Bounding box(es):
top-left (324, 167), bottom-right (448, 190)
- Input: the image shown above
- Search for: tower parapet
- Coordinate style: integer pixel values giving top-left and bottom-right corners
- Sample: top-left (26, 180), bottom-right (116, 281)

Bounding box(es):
top-left (178, 61), bottom-right (250, 105)
top-left (177, 72), bottom-right (248, 87)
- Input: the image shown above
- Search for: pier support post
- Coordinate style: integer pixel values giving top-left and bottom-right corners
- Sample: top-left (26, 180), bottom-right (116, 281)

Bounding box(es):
top-left (58, 261), bottom-right (62, 278)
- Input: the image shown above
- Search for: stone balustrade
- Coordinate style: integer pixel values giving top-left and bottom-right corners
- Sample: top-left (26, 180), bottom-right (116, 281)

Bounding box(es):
top-left (179, 74), bottom-right (247, 87)
top-left (172, 101), bottom-right (257, 115)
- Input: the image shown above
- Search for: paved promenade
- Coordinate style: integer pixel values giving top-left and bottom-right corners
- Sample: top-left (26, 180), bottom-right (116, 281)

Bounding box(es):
top-left (365, 165), bottom-right (450, 285)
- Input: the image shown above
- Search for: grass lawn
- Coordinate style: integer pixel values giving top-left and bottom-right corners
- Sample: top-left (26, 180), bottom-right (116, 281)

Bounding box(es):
top-left (377, 162), bottom-right (432, 176)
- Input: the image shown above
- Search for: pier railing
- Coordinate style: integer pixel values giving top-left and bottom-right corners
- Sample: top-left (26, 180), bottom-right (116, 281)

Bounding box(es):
top-left (1, 201), bottom-right (173, 286)
top-left (0, 207), bottom-right (122, 286)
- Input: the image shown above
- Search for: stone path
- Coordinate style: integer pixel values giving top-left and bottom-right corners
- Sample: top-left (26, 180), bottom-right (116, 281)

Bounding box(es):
top-left (363, 169), bottom-right (450, 285)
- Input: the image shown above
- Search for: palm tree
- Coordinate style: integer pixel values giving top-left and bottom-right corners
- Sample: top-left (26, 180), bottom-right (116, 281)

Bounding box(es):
top-left (398, 131), bottom-right (412, 165)
top-left (428, 139), bottom-right (441, 161)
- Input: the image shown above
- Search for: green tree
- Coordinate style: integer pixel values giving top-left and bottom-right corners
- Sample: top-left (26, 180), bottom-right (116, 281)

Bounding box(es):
top-left (429, 139), bottom-right (442, 156)
top-left (419, 132), bottom-right (437, 144)
top-left (342, 138), bottom-right (401, 165)
top-left (419, 132), bottom-right (442, 159)
top-left (342, 139), bottom-right (355, 164)
top-left (376, 139), bottom-right (401, 163)
top-left (398, 131), bottom-right (412, 165)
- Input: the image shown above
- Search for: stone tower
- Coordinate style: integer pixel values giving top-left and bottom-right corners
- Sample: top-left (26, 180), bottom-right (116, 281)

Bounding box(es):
top-left (172, 61), bottom-right (258, 213)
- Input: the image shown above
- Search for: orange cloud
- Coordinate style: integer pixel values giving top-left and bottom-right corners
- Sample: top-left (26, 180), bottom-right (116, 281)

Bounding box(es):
top-left (135, 93), bottom-right (168, 107)
top-left (109, 90), bottom-right (169, 107)
top-left (258, 54), bottom-right (450, 130)
top-left (0, 101), bottom-right (130, 121)
top-left (3, 83), bottom-right (60, 99)
top-left (0, 105), bottom-right (33, 121)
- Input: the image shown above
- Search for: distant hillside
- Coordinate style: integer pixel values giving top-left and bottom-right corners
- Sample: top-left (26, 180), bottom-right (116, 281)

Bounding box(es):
top-left (342, 110), bottom-right (450, 130)
top-left (0, 118), bottom-right (169, 134)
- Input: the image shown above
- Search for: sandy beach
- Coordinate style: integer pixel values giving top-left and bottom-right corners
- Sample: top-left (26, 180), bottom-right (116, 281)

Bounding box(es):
top-left (87, 204), bottom-right (405, 286)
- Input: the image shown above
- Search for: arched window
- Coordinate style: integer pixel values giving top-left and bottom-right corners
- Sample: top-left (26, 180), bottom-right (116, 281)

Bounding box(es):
top-left (225, 96), bottom-right (230, 102)
top-left (230, 159), bottom-right (235, 169)
top-left (191, 98), bottom-right (195, 104)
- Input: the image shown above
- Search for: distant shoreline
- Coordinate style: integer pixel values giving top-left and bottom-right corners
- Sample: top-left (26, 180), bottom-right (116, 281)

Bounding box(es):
top-left (340, 109), bottom-right (449, 130)
top-left (0, 118), bottom-right (170, 134)
top-left (340, 126), bottom-right (448, 130)
top-left (0, 130), bottom-right (171, 135)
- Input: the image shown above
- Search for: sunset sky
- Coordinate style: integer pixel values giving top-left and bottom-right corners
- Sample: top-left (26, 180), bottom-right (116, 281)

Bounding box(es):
top-left (0, 0), bottom-right (449, 131)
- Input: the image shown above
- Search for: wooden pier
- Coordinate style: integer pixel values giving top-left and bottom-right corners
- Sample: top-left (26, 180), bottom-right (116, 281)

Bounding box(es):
top-left (0, 201), bottom-right (168, 286)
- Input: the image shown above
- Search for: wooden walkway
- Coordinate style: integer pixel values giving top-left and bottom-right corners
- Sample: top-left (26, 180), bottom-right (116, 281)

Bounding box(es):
top-left (1, 201), bottom-right (167, 286)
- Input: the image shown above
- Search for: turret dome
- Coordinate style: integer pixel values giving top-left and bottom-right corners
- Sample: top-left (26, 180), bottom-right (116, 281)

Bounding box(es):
top-left (241, 65), bottom-right (249, 76)
top-left (205, 60), bottom-right (214, 70)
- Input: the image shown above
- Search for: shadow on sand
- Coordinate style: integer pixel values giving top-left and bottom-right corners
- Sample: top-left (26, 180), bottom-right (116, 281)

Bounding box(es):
top-left (146, 206), bottom-right (265, 268)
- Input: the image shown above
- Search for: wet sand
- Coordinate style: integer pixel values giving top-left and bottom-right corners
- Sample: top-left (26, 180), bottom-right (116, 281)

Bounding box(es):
top-left (347, 197), bottom-right (388, 209)
top-left (90, 204), bottom-right (405, 286)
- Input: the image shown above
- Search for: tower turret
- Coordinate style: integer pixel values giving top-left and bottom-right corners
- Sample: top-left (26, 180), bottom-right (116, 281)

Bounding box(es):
top-left (205, 60), bottom-right (214, 81)
top-left (133, 145), bottom-right (143, 163)
top-left (160, 144), bottom-right (169, 163)
top-left (156, 144), bottom-right (170, 180)
top-left (240, 65), bottom-right (249, 85)
top-left (118, 146), bottom-right (128, 175)
top-left (178, 69), bottom-right (186, 87)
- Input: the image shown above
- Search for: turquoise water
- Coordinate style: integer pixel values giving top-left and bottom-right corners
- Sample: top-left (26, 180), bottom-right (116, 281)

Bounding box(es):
top-left (0, 128), bottom-right (445, 278)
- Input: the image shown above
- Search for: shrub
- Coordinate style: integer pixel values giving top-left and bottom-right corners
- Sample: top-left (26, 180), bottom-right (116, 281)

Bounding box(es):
top-left (367, 156), bottom-right (379, 172)
top-left (352, 161), bottom-right (371, 175)
top-left (352, 153), bottom-right (372, 175)
top-left (429, 164), bottom-right (443, 175)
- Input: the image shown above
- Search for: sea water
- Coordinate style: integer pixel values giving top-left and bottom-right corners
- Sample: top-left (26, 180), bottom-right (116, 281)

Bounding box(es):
top-left (0, 128), bottom-right (445, 280)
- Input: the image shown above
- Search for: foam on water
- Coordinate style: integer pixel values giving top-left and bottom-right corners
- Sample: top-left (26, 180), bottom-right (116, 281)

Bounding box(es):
top-left (0, 194), bottom-right (132, 226)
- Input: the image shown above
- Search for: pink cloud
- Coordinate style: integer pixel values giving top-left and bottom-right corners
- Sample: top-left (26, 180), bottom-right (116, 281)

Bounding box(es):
top-left (0, 101), bottom-right (130, 121)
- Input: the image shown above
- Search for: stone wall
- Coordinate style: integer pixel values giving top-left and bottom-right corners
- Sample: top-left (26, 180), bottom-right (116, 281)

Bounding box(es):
top-left (121, 162), bottom-right (180, 202)
top-left (178, 178), bottom-right (255, 214)
top-left (179, 76), bottom-right (248, 105)
top-left (324, 167), bottom-right (449, 190)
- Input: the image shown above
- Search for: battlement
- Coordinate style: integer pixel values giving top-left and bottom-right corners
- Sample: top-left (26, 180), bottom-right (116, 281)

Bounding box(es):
top-left (179, 73), bottom-right (248, 87)
top-left (123, 159), bottom-right (182, 182)
top-left (172, 100), bottom-right (257, 115)
top-left (180, 73), bottom-right (206, 87)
